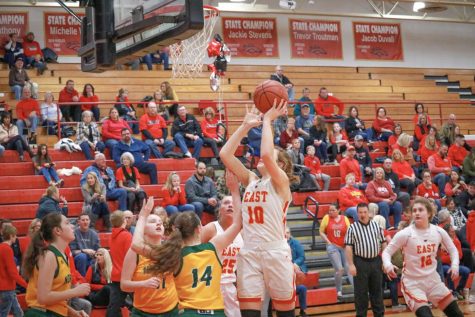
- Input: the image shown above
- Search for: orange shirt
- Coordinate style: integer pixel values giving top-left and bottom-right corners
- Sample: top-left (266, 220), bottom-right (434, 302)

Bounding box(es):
top-left (392, 160), bottom-right (414, 179)
top-left (139, 113), bottom-right (167, 139)
top-left (79, 95), bottom-right (99, 111)
top-left (304, 155), bottom-right (322, 174)
top-left (200, 117), bottom-right (219, 139)
top-left (448, 144), bottom-right (468, 167)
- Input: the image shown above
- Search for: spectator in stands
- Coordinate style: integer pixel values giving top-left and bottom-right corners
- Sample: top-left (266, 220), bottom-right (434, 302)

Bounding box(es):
top-left (162, 171), bottom-right (195, 215)
top-left (287, 138), bottom-right (304, 166)
top-left (85, 248), bottom-right (113, 307)
top-left (139, 101), bottom-right (175, 159)
top-left (102, 108), bottom-right (131, 154)
top-left (344, 203), bottom-right (386, 317)
top-left (295, 104), bottom-right (315, 149)
top-left (273, 107), bottom-right (288, 145)
top-left (294, 87), bottom-right (315, 117)
top-left (201, 107), bottom-right (224, 166)
top-left (58, 79), bottom-right (80, 122)
top-left (304, 145), bottom-right (330, 191)
top-left (319, 204), bottom-right (353, 298)
top-left (442, 113), bottom-right (457, 146)
top-left (33, 143), bottom-right (64, 187)
top-left (340, 146), bottom-right (364, 188)
top-left (113, 128), bottom-right (158, 184)
top-left (387, 124), bottom-right (403, 153)
top-left (108, 211), bottom-right (132, 317)
top-left (366, 167), bottom-right (403, 229)
top-left (279, 117), bottom-right (299, 150)
top-left (441, 223), bottom-right (470, 300)
top-left (16, 86), bottom-right (39, 143)
top-left (8, 57), bottom-right (32, 100)
top-left (443, 197), bottom-right (467, 229)
top-left (455, 180), bottom-right (475, 216)
top-left (328, 122), bottom-right (349, 163)
top-left (40, 91), bottom-right (62, 135)
top-left (0, 225), bottom-right (27, 317)
top-left (270, 65), bottom-right (294, 100)
top-left (285, 226), bottom-right (309, 317)
top-left (420, 134), bottom-right (439, 166)
top-left (0, 220), bottom-right (22, 268)
top-left (391, 149), bottom-right (421, 196)
top-left (428, 144), bottom-right (452, 197)
top-left (115, 88), bottom-right (139, 134)
top-left (171, 105), bottom-right (204, 160)
top-left (448, 134), bottom-right (469, 173)
top-left (0, 112), bottom-right (32, 161)
top-left (463, 148), bottom-right (475, 184)
top-left (382, 158), bottom-right (411, 209)
top-left (82, 172), bottom-right (111, 230)
top-left (413, 113), bottom-right (431, 151)
top-left (247, 126), bottom-right (262, 157)
top-left (123, 210), bottom-right (136, 234)
top-left (36, 185), bottom-right (68, 219)
top-left (372, 106), bottom-right (395, 141)
top-left (142, 49), bottom-right (171, 71)
top-left (115, 152), bottom-right (147, 212)
top-left (70, 213), bottom-right (101, 277)
top-left (416, 169), bottom-right (442, 210)
top-left (412, 103), bottom-right (432, 125)
top-left (76, 110), bottom-right (106, 160)
top-left (22, 32), bottom-right (47, 75)
top-left (81, 153), bottom-right (128, 211)
top-left (0, 145), bottom-right (4, 157)
top-left (4, 33), bottom-right (24, 68)
top-left (79, 83), bottom-right (100, 122)
top-left (185, 161), bottom-right (218, 220)
top-left (354, 135), bottom-right (373, 178)
top-left (445, 170), bottom-right (467, 199)
top-left (315, 87), bottom-right (345, 122)
top-left (309, 115), bottom-right (329, 163)
top-left (151, 90), bottom-right (169, 121)
top-left (345, 106), bottom-right (371, 141)
top-left (338, 173), bottom-right (369, 220)
top-left (160, 81), bottom-right (179, 117)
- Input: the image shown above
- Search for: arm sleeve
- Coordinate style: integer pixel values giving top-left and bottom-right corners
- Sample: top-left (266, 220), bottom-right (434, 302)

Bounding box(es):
top-left (373, 119), bottom-right (381, 133)
top-left (382, 230), bottom-right (408, 271)
top-left (101, 120), bottom-right (113, 140)
top-left (210, 181), bottom-right (218, 199)
top-left (112, 146), bottom-right (122, 165)
top-left (162, 127), bottom-right (168, 139)
top-left (194, 117), bottom-right (203, 137)
top-left (81, 187), bottom-right (94, 205)
top-left (427, 156), bottom-right (445, 174)
top-left (161, 188), bottom-right (173, 206)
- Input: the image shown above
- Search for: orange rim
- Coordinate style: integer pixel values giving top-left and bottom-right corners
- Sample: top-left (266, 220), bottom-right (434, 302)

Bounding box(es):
top-left (203, 5), bottom-right (219, 19)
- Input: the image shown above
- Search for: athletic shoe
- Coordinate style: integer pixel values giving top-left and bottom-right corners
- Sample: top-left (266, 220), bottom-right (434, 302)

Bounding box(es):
top-left (391, 304), bottom-right (406, 310)
top-left (453, 291), bottom-right (464, 300)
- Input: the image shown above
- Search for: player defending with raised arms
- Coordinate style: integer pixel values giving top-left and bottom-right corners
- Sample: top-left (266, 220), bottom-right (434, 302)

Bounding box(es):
top-left (131, 173), bottom-right (242, 317)
top-left (220, 100), bottom-right (298, 317)
top-left (382, 198), bottom-right (464, 317)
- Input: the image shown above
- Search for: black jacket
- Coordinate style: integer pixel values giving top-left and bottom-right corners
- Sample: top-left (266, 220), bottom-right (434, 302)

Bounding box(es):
top-left (36, 196), bottom-right (68, 219)
top-left (171, 114), bottom-right (203, 138)
top-left (355, 146), bottom-right (372, 169)
top-left (455, 191), bottom-right (475, 216)
top-left (345, 116), bottom-right (366, 137)
top-left (270, 74), bottom-right (292, 86)
top-left (385, 170), bottom-right (401, 194)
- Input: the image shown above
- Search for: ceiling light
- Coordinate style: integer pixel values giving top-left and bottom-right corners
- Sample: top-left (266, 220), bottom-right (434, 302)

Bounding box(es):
top-left (413, 2), bottom-right (426, 12)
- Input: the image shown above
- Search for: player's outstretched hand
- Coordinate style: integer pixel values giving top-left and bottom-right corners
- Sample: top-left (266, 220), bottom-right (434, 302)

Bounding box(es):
top-left (448, 267), bottom-right (459, 281)
top-left (138, 197), bottom-right (154, 218)
top-left (242, 104), bottom-right (262, 129)
top-left (384, 265), bottom-right (398, 280)
top-left (263, 99), bottom-right (287, 122)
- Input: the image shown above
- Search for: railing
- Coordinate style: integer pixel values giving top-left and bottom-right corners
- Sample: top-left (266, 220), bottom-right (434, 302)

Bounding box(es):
top-left (303, 195), bottom-right (320, 250)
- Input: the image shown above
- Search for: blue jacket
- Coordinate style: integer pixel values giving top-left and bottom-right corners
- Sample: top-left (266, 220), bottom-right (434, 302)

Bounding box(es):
top-left (288, 237), bottom-right (307, 273)
top-left (112, 138), bottom-right (151, 166)
top-left (247, 126), bottom-right (262, 157)
top-left (81, 163), bottom-right (117, 190)
top-left (36, 196), bottom-right (68, 219)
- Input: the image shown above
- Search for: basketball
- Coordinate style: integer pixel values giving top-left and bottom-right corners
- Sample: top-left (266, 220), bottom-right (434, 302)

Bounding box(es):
top-left (253, 80), bottom-right (289, 113)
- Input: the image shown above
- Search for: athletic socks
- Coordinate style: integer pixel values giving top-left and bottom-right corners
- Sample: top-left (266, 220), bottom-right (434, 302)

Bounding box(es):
top-left (240, 310), bottom-right (261, 317)
top-left (276, 310), bottom-right (296, 317)
top-left (415, 306), bottom-right (434, 317)
top-left (442, 301), bottom-right (464, 317)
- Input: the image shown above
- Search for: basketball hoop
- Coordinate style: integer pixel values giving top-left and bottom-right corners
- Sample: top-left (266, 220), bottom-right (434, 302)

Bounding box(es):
top-left (170, 6), bottom-right (219, 78)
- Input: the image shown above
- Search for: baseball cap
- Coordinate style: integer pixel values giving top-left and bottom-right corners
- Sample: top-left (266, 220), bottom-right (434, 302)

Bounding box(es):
top-left (302, 104), bottom-right (310, 108)
top-left (347, 145), bottom-right (355, 151)
top-left (15, 56), bottom-right (24, 62)
top-left (354, 135), bottom-right (364, 141)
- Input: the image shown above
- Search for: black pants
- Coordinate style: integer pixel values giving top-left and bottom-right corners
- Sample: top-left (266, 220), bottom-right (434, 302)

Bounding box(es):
top-left (126, 189), bottom-right (147, 212)
top-left (353, 256), bottom-right (385, 317)
top-left (203, 137), bottom-right (221, 157)
top-left (60, 104), bottom-right (81, 122)
top-left (4, 135), bottom-right (29, 156)
top-left (106, 281), bottom-right (127, 317)
top-left (88, 284), bottom-right (111, 307)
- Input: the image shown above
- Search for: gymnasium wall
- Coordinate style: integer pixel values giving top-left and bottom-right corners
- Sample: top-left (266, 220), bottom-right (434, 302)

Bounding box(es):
top-left (6, 6), bottom-right (475, 69)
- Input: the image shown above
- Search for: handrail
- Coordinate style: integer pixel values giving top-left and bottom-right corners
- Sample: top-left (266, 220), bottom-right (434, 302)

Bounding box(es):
top-left (303, 195), bottom-right (320, 250)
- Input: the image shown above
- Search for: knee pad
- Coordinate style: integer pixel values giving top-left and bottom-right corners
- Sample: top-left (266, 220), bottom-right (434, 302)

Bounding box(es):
top-left (276, 310), bottom-right (295, 317)
top-left (240, 310), bottom-right (261, 317)
top-left (442, 301), bottom-right (464, 317)
top-left (415, 306), bottom-right (433, 317)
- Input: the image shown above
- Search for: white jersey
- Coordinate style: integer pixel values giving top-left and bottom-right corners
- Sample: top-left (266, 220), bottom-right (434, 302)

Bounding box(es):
top-left (241, 178), bottom-right (291, 246)
top-left (213, 221), bottom-right (243, 284)
top-left (382, 224), bottom-right (459, 279)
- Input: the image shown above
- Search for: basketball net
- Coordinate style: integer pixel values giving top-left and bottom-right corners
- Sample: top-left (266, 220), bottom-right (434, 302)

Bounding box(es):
top-left (170, 6), bottom-right (219, 78)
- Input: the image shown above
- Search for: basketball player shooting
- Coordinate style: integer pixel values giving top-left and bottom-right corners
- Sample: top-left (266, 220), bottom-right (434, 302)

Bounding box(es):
top-left (220, 99), bottom-right (299, 317)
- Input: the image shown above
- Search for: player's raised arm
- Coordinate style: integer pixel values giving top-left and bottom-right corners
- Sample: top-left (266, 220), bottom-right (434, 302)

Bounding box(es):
top-left (220, 105), bottom-right (260, 186)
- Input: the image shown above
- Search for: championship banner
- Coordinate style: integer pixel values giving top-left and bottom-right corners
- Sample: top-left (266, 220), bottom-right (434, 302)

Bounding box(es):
top-left (289, 19), bottom-right (342, 59)
top-left (222, 17), bottom-right (279, 58)
top-left (44, 12), bottom-right (84, 56)
top-left (0, 12), bottom-right (29, 55)
top-left (353, 22), bottom-right (403, 60)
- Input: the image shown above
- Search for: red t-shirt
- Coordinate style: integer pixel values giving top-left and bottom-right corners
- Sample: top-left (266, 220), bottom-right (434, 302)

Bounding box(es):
top-left (416, 183), bottom-right (440, 199)
top-left (115, 166), bottom-right (141, 183)
top-left (315, 95), bottom-right (344, 116)
top-left (448, 144), bottom-right (468, 167)
top-left (420, 145), bottom-right (438, 164)
top-left (279, 130), bottom-right (299, 149)
top-left (304, 155), bottom-right (322, 175)
top-left (392, 161), bottom-right (414, 179)
top-left (200, 117), bottom-right (219, 139)
top-left (79, 95), bottom-right (99, 111)
top-left (58, 88), bottom-right (79, 103)
top-left (339, 157), bottom-right (362, 184)
top-left (161, 187), bottom-right (187, 206)
top-left (373, 117), bottom-right (395, 133)
top-left (16, 98), bottom-right (40, 120)
top-left (101, 118), bottom-right (130, 141)
top-left (139, 113), bottom-right (167, 139)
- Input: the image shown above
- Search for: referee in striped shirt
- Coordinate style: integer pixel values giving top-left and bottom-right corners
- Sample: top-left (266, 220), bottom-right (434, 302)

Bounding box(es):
top-left (344, 203), bottom-right (387, 317)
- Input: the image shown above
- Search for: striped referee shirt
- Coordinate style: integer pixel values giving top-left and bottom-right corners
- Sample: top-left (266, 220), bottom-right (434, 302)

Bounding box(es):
top-left (344, 220), bottom-right (386, 259)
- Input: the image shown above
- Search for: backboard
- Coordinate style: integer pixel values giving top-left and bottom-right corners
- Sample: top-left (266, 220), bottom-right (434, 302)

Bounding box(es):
top-left (78, 0), bottom-right (204, 72)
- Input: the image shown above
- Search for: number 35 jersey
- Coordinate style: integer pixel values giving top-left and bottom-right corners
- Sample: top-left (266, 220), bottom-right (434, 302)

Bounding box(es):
top-left (242, 178), bottom-right (291, 245)
top-left (213, 221), bottom-right (243, 284)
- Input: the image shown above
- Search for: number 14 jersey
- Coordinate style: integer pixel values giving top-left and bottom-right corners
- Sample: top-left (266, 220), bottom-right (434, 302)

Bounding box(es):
top-left (242, 178), bottom-right (291, 245)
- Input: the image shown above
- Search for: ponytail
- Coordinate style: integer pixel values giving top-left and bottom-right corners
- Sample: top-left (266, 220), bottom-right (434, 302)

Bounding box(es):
top-left (276, 147), bottom-right (299, 184)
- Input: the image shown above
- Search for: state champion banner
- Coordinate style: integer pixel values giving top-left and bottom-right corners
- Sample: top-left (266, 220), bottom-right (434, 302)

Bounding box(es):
top-left (222, 17), bottom-right (279, 58)
top-left (44, 12), bottom-right (84, 56)
top-left (0, 12), bottom-right (29, 55)
top-left (289, 19), bottom-right (342, 59)
top-left (353, 22), bottom-right (403, 60)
